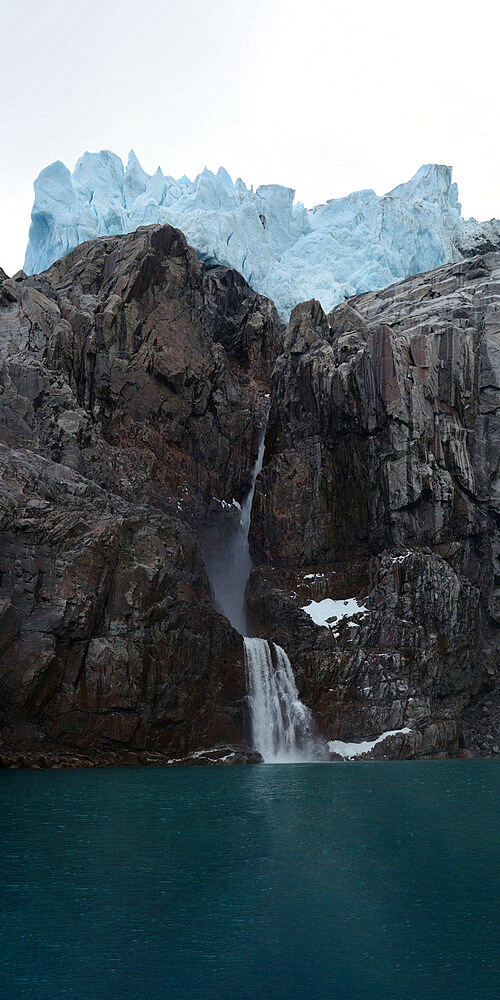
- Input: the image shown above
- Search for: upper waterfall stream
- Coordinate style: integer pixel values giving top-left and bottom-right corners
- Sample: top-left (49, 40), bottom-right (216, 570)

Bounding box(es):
top-left (206, 434), bottom-right (265, 635)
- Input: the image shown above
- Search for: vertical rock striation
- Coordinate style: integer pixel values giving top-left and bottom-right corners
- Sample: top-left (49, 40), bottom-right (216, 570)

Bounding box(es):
top-left (248, 253), bottom-right (500, 758)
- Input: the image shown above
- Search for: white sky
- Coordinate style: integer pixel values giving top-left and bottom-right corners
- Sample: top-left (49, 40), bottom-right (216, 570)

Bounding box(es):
top-left (1, 0), bottom-right (498, 275)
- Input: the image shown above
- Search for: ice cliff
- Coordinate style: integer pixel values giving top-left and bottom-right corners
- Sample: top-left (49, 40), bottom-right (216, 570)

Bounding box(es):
top-left (24, 150), bottom-right (500, 320)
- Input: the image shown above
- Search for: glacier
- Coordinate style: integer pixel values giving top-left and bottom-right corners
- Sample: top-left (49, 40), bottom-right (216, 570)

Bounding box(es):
top-left (24, 150), bottom-right (500, 320)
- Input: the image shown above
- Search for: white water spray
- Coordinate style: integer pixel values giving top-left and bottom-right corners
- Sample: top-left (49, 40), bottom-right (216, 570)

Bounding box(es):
top-left (243, 638), bottom-right (318, 762)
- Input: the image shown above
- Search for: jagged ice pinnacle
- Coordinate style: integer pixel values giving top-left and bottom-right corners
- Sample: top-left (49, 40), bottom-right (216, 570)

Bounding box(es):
top-left (24, 151), bottom-right (500, 321)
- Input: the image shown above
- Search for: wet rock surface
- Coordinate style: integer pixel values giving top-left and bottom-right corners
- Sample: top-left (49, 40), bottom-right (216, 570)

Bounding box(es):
top-left (0, 225), bottom-right (282, 764)
top-left (248, 253), bottom-right (500, 758)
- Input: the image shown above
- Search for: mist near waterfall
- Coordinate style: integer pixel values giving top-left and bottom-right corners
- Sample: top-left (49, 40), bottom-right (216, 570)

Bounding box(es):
top-left (205, 435), bottom-right (265, 635)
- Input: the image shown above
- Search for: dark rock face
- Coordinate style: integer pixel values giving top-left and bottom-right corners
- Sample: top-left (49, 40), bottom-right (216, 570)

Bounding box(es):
top-left (1, 224), bottom-right (498, 764)
top-left (1, 225), bottom-right (281, 520)
top-left (248, 254), bottom-right (500, 758)
top-left (0, 225), bottom-right (282, 759)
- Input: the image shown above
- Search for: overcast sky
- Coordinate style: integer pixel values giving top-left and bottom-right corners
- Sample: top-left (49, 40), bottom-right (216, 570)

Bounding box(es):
top-left (1, 0), bottom-right (498, 275)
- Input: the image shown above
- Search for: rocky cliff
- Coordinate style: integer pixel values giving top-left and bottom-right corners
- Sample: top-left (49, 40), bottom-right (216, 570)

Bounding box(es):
top-left (0, 224), bottom-right (282, 765)
top-left (1, 226), bottom-right (498, 765)
top-left (248, 254), bottom-right (499, 758)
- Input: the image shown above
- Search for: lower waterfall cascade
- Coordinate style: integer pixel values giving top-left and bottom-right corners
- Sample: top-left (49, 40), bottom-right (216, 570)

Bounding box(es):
top-left (206, 418), bottom-right (322, 762)
top-left (243, 637), bottom-right (320, 763)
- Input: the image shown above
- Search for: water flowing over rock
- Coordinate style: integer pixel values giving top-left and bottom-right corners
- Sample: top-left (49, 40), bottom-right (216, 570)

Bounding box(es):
top-left (243, 638), bottom-right (317, 762)
top-left (204, 416), bottom-right (319, 760)
top-left (24, 152), bottom-right (500, 321)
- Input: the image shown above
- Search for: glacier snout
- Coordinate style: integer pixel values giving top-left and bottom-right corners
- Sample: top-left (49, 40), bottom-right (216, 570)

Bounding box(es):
top-left (23, 153), bottom-right (500, 320)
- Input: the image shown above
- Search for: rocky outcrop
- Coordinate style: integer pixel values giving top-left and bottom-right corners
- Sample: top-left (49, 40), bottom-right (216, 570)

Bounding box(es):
top-left (2, 224), bottom-right (281, 519)
top-left (248, 253), bottom-right (500, 758)
top-left (0, 224), bottom-right (282, 760)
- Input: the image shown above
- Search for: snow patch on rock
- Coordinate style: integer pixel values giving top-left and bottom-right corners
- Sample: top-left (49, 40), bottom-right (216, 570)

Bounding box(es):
top-left (301, 597), bottom-right (368, 629)
top-left (328, 728), bottom-right (412, 759)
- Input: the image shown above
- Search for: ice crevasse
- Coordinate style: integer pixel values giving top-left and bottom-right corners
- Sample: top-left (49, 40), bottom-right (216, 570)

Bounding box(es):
top-left (24, 150), bottom-right (500, 321)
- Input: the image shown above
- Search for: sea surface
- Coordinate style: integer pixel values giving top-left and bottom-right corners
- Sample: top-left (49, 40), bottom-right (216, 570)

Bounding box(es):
top-left (1, 761), bottom-right (498, 1000)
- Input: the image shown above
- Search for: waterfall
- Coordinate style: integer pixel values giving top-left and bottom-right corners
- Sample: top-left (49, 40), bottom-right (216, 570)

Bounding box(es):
top-left (205, 418), bottom-right (321, 762)
top-left (243, 638), bottom-right (319, 763)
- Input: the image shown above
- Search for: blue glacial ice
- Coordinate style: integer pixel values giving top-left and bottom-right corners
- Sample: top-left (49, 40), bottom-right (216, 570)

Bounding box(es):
top-left (24, 150), bottom-right (500, 320)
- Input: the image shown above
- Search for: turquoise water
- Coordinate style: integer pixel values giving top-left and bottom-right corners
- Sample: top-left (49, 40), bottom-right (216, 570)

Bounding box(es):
top-left (1, 761), bottom-right (498, 1000)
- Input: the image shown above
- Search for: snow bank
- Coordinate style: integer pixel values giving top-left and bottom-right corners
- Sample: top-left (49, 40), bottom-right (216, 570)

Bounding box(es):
top-left (328, 728), bottom-right (412, 759)
top-left (301, 597), bottom-right (368, 629)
